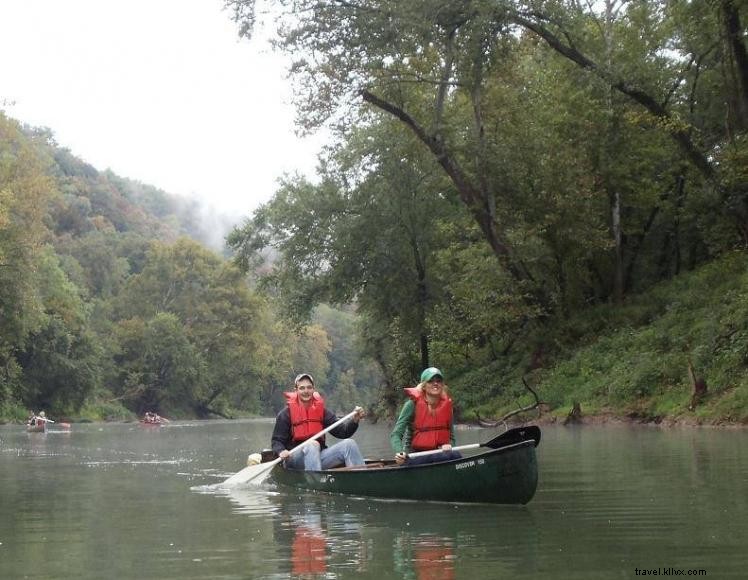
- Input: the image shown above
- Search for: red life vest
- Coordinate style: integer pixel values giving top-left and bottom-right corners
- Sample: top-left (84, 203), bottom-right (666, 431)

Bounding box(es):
top-left (405, 387), bottom-right (453, 451)
top-left (285, 391), bottom-right (325, 443)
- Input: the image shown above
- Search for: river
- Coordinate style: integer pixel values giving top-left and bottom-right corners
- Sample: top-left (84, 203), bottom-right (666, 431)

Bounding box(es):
top-left (1, 420), bottom-right (746, 579)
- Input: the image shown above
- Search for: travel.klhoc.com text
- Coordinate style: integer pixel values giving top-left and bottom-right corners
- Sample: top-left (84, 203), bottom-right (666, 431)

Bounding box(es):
top-left (634, 568), bottom-right (706, 576)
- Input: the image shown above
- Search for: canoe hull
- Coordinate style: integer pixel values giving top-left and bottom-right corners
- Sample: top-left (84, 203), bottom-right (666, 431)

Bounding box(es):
top-left (271, 439), bottom-right (539, 505)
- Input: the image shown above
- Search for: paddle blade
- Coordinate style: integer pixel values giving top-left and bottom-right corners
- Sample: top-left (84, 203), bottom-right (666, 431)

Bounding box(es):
top-left (484, 425), bottom-right (541, 449)
top-left (222, 458), bottom-right (280, 487)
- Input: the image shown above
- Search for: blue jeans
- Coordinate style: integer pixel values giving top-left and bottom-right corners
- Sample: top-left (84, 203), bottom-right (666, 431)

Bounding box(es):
top-left (285, 439), bottom-right (365, 471)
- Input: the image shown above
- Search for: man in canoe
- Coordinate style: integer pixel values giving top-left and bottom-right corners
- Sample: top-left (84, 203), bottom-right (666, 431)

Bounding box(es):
top-left (271, 373), bottom-right (366, 470)
top-left (390, 367), bottom-right (462, 466)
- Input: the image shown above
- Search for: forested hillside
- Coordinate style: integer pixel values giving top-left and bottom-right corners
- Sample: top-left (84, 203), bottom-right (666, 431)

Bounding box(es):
top-left (0, 113), bottom-right (379, 422)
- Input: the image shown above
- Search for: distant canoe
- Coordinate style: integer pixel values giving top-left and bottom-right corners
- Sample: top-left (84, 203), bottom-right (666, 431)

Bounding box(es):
top-left (26, 421), bottom-right (47, 433)
top-left (271, 426), bottom-right (540, 505)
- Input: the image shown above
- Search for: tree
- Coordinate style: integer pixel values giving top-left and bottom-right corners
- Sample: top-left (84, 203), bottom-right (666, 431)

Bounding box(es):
top-left (16, 248), bottom-right (101, 413)
top-left (114, 313), bottom-right (202, 414)
top-left (228, 120), bottom-right (463, 377)
top-left (226, 0), bottom-right (748, 299)
top-left (113, 238), bottom-right (270, 416)
top-left (0, 113), bottom-right (56, 407)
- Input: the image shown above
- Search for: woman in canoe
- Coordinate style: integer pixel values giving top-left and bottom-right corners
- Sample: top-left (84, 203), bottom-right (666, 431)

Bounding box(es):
top-left (390, 367), bottom-right (462, 466)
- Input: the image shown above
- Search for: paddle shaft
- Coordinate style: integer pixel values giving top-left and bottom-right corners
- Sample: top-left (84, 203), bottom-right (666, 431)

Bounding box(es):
top-left (407, 443), bottom-right (479, 458)
top-left (406, 426), bottom-right (541, 458)
top-left (223, 408), bottom-right (359, 486)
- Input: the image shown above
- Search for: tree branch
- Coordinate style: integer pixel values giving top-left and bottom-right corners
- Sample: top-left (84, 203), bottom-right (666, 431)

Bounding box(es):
top-left (476, 377), bottom-right (544, 426)
top-left (510, 13), bottom-right (718, 184)
top-left (360, 89), bottom-right (529, 282)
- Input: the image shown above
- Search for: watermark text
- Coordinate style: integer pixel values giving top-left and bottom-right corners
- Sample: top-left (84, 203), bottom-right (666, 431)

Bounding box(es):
top-left (634, 568), bottom-right (706, 576)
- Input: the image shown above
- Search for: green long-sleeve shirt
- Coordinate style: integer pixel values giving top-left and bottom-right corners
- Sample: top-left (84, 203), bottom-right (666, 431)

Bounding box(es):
top-left (389, 399), bottom-right (457, 453)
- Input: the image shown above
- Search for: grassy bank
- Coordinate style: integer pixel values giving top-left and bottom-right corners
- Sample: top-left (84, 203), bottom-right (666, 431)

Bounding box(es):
top-left (455, 251), bottom-right (748, 426)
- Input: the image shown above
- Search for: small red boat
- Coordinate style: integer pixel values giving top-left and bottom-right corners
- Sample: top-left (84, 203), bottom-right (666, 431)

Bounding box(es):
top-left (139, 412), bottom-right (169, 426)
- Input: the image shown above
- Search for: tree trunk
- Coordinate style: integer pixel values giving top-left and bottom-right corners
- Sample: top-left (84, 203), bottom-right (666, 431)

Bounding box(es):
top-left (360, 89), bottom-right (532, 285)
top-left (720, 0), bottom-right (748, 132)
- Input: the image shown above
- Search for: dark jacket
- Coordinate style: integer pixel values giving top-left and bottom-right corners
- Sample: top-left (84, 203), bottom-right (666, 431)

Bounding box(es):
top-left (271, 406), bottom-right (359, 456)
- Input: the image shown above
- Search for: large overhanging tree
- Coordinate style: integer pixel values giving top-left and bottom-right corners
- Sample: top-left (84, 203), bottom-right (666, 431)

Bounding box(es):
top-left (226, 0), bottom-right (747, 302)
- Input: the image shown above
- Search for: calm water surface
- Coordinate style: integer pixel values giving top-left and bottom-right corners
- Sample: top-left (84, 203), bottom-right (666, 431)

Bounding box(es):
top-left (0, 420), bottom-right (746, 579)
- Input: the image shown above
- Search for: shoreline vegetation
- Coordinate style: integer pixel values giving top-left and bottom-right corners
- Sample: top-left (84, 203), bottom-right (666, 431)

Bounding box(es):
top-left (449, 252), bottom-right (748, 430)
top-left (4, 408), bottom-right (746, 429)
top-left (4, 246), bottom-right (747, 429)
top-left (487, 410), bottom-right (748, 429)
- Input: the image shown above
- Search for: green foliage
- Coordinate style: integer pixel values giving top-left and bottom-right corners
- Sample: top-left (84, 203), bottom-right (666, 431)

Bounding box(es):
top-left (0, 110), bottom-right (279, 420)
top-left (312, 304), bottom-right (382, 412)
top-left (464, 252), bottom-right (748, 424)
top-left (77, 398), bottom-right (134, 422)
top-left (0, 113), bottom-right (56, 408)
top-left (228, 121), bottom-right (462, 386)
top-left (111, 239), bottom-right (273, 416)
top-left (114, 312), bottom-right (202, 414)
top-left (16, 248), bottom-right (102, 413)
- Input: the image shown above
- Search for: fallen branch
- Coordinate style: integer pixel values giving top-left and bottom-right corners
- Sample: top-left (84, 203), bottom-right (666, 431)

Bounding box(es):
top-left (477, 377), bottom-right (544, 427)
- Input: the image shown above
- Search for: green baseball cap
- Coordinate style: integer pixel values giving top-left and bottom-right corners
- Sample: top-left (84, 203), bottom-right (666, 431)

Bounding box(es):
top-left (420, 367), bottom-right (443, 382)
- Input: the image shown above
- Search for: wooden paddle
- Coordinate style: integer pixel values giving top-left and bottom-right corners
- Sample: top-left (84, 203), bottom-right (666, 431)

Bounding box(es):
top-left (407, 425), bottom-right (541, 459)
top-left (222, 409), bottom-right (360, 487)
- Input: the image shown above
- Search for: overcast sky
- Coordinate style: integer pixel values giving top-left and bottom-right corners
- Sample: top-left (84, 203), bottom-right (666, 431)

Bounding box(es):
top-left (0, 0), bottom-right (324, 221)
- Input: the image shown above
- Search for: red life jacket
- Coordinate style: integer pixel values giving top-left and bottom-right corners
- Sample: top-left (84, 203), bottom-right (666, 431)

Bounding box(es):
top-left (285, 391), bottom-right (325, 443)
top-left (405, 387), bottom-right (453, 451)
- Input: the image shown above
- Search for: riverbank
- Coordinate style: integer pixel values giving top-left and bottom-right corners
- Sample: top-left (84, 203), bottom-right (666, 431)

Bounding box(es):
top-left (454, 253), bottom-right (748, 428)
top-left (468, 406), bottom-right (748, 430)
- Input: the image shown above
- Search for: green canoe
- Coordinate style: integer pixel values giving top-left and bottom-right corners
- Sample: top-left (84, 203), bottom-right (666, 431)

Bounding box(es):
top-left (270, 425), bottom-right (541, 505)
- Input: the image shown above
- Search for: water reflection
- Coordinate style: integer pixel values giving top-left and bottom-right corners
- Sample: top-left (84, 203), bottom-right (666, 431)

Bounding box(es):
top-left (213, 486), bottom-right (538, 579)
top-left (3, 422), bottom-right (747, 579)
top-left (394, 534), bottom-right (455, 580)
top-left (289, 514), bottom-right (327, 577)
